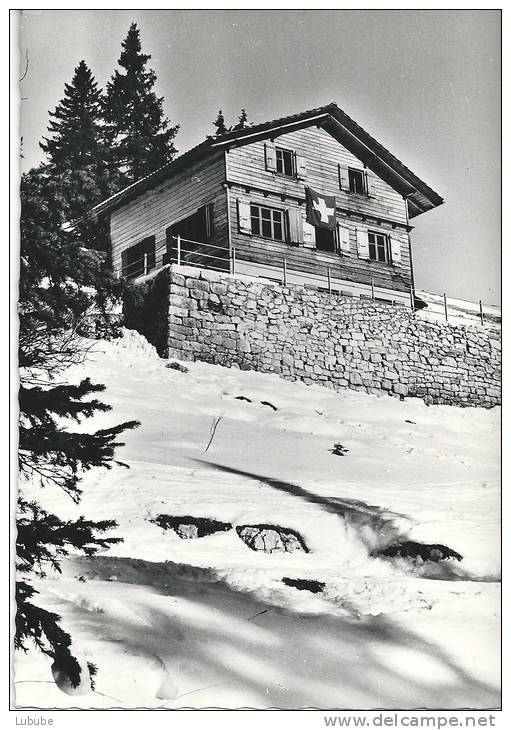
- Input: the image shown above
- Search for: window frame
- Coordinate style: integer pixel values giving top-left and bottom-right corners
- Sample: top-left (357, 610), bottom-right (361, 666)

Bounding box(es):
top-left (368, 230), bottom-right (390, 263)
top-left (314, 226), bottom-right (337, 253)
top-left (275, 146), bottom-right (296, 178)
top-left (249, 203), bottom-right (286, 242)
top-left (121, 235), bottom-right (156, 280)
top-left (348, 167), bottom-right (366, 196)
top-left (165, 203), bottom-right (214, 244)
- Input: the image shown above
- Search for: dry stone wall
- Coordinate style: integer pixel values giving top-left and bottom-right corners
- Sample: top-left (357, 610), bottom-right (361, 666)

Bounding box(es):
top-left (128, 265), bottom-right (501, 408)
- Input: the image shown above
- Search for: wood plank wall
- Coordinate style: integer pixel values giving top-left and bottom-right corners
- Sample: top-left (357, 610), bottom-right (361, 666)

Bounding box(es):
top-left (227, 126), bottom-right (409, 223)
top-left (110, 152), bottom-right (228, 274)
top-left (109, 125), bottom-right (414, 293)
top-left (226, 126), bottom-right (412, 291)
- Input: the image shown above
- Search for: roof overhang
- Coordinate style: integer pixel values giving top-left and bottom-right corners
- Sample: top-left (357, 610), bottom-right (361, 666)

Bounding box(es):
top-left (212, 108), bottom-right (443, 218)
top-left (87, 102), bottom-right (443, 221)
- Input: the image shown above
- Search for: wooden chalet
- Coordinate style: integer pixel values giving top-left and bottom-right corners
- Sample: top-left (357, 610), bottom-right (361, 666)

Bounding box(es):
top-left (91, 102), bottom-right (444, 305)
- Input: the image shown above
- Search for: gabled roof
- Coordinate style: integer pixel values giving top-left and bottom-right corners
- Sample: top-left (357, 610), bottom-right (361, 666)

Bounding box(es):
top-left (90, 102), bottom-right (444, 220)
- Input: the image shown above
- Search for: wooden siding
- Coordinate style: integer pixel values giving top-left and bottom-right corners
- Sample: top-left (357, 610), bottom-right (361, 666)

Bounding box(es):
top-left (229, 184), bottom-right (412, 292)
top-left (110, 152), bottom-right (228, 275)
top-left (226, 126), bottom-right (409, 225)
top-left (110, 125), bottom-right (413, 293)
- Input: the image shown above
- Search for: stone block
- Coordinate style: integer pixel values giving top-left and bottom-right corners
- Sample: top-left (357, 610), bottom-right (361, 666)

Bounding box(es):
top-left (393, 383), bottom-right (408, 396)
top-left (349, 372), bottom-right (363, 385)
top-left (168, 294), bottom-right (189, 308)
top-left (170, 273), bottom-right (186, 287)
top-left (210, 282), bottom-right (228, 296)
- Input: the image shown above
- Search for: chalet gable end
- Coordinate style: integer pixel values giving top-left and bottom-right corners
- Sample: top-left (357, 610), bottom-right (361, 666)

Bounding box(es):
top-left (224, 125), bottom-right (411, 226)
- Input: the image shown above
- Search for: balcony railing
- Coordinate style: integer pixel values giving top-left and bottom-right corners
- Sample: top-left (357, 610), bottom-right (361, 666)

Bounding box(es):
top-left (117, 235), bottom-right (499, 327)
top-left (118, 235), bottom-right (232, 280)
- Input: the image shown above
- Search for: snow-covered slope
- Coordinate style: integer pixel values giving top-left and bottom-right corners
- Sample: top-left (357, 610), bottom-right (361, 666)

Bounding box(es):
top-left (15, 330), bottom-right (501, 710)
top-left (415, 290), bottom-right (501, 329)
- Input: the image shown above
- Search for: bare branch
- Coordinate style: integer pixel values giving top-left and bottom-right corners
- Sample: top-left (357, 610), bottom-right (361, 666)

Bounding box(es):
top-left (205, 415), bottom-right (223, 453)
top-left (19, 49), bottom-right (29, 83)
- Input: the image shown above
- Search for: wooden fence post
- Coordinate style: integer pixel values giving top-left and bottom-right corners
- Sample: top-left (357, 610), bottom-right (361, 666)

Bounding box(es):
top-left (443, 293), bottom-right (448, 322)
top-left (177, 235), bottom-right (181, 266)
top-left (231, 246), bottom-right (236, 274)
top-left (479, 300), bottom-right (484, 326)
top-left (327, 267), bottom-right (332, 293)
top-left (371, 277), bottom-right (375, 301)
top-left (283, 258), bottom-right (287, 286)
top-left (143, 252), bottom-right (148, 275)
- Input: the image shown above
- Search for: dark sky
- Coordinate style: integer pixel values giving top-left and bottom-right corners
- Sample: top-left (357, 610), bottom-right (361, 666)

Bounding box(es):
top-left (17, 9), bottom-right (501, 303)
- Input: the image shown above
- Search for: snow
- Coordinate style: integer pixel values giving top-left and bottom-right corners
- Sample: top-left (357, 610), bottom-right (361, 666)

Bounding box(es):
top-left (415, 289), bottom-right (501, 329)
top-left (15, 329), bottom-right (501, 710)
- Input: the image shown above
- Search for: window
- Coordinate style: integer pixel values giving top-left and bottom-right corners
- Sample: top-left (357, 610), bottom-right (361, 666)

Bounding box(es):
top-left (315, 227), bottom-right (336, 253)
top-left (250, 204), bottom-right (285, 241)
top-left (275, 147), bottom-right (295, 177)
top-left (368, 230), bottom-right (389, 262)
top-left (348, 168), bottom-right (366, 195)
top-left (166, 204), bottom-right (214, 243)
top-left (164, 204), bottom-right (215, 265)
top-left (121, 236), bottom-right (155, 279)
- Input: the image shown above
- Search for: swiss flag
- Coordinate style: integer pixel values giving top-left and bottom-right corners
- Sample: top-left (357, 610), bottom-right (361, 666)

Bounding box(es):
top-left (305, 186), bottom-right (336, 230)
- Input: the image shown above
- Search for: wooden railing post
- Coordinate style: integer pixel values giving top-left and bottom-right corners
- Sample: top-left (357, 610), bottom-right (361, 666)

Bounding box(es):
top-left (370, 277), bottom-right (375, 301)
top-left (443, 292), bottom-right (448, 322)
top-left (410, 286), bottom-right (415, 312)
top-left (283, 258), bottom-right (287, 286)
top-left (479, 300), bottom-right (484, 326)
top-left (177, 234), bottom-right (181, 266)
top-left (143, 252), bottom-right (148, 275)
top-left (327, 267), bottom-right (332, 293)
top-left (231, 246), bottom-right (236, 274)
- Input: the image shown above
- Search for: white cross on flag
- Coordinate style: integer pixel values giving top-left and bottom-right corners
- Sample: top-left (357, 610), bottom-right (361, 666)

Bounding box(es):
top-left (305, 186), bottom-right (336, 230)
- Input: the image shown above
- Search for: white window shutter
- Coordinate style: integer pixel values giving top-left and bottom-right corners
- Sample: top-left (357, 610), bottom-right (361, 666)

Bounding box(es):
top-left (264, 142), bottom-right (276, 172)
top-left (286, 209), bottom-right (303, 245)
top-left (295, 154), bottom-right (306, 180)
top-left (302, 211), bottom-right (316, 248)
top-left (337, 225), bottom-right (351, 254)
top-left (390, 236), bottom-right (402, 265)
top-left (338, 164), bottom-right (349, 191)
top-left (356, 227), bottom-right (370, 259)
top-left (303, 222), bottom-right (316, 248)
top-left (237, 199), bottom-right (251, 234)
top-left (301, 211), bottom-right (316, 248)
top-left (365, 170), bottom-right (376, 197)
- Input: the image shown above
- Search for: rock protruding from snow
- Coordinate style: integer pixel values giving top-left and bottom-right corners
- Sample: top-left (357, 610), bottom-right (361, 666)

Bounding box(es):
top-left (165, 361), bottom-right (188, 373)
top-left (373, 540), bottom-right (463, 563)
top-left (282, 577), bottom-right (325, 593)
top-left (236, 524), bottom-right (309, 553)
top-left (150, 514), bottom-right (232, 539)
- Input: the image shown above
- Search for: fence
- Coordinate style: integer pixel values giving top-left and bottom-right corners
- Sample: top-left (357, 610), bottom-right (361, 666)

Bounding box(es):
top-left (118, 236), bottom-right (232, 280)
top-left (414, 290), bottom-right (501, 329)
top-left (118, 236), bottom-right (500, 327)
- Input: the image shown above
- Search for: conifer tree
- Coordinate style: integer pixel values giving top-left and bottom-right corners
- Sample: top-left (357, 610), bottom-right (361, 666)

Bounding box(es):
top-left (17, 166), bottom-right (139, 688)
top-left (40, 60), bottom-right (105, 172)
top-left (39, 60), bottom-right (122, 248)
top-left (103, 23), bottom-right (179, 182)
top-left (213, 110), bottom-right (228, 136)
top-left (234, 108), bottom-right (249, 129)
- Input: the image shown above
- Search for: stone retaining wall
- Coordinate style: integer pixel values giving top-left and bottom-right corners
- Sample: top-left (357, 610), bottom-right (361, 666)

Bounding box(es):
top-left (127, 265), bottom-right (501, 408)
